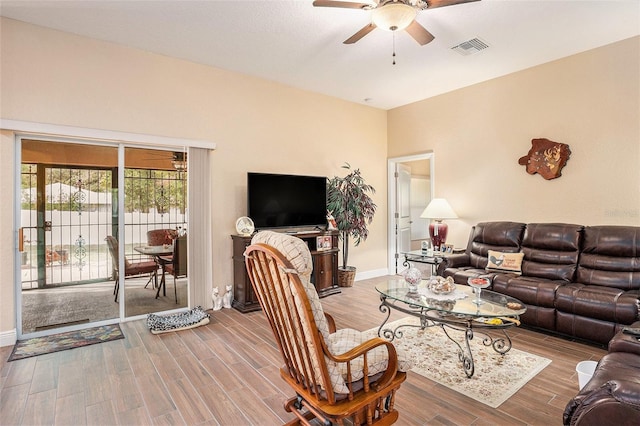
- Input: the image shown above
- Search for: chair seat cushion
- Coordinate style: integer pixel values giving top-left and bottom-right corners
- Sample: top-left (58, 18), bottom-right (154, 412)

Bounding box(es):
top-left (126, 260), bottom-right (157, 276)
top-left (326, 328), bottom-right (412, 394)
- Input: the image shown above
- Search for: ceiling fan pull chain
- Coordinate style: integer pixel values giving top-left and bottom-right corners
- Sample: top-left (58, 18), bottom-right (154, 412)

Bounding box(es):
top-left (392, 31), bottom-right (396, 65)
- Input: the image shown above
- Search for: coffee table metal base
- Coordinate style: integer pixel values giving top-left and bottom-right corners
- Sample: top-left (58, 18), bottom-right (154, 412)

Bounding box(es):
top-left (378, 296), bottom-right (515, 378)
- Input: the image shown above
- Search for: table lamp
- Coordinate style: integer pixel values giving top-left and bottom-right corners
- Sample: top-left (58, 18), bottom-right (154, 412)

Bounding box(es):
top-left (420, 198), bottom-right (458, 251)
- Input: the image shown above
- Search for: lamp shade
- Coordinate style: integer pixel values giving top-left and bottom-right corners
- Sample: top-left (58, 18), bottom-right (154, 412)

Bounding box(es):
top-left (371, 3), bottom-right (417, 32)
top-left (420, 198), bottom-right (458, 220)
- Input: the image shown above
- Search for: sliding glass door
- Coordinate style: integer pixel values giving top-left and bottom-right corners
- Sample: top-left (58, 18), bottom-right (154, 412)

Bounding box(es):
top-left (122, 147), bottom-right (188, 317)
top-left (20, 140), bottom-right (118, 334)
top-left (18, 139), bottom-right (188, 337)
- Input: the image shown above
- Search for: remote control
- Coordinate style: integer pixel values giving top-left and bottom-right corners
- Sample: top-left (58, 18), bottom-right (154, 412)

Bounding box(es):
top-left (622, 327), bottom-right (640, 336)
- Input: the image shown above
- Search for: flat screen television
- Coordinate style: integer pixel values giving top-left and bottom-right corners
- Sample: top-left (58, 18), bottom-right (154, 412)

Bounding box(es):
top-left (248, 172), bottom-right (327, 230)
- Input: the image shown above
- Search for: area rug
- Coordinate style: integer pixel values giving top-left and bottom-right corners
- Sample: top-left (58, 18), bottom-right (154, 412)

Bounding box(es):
top-left (8, 324), bottom-right (124, 362)
top-left (366, 317), bottom-right (551, 408)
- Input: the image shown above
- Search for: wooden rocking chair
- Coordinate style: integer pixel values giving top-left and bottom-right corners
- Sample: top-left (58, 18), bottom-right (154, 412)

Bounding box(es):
top-left (244, 231), bottom-right (410, 426)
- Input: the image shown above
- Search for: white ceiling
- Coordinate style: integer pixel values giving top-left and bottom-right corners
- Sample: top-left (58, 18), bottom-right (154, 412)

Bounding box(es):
top-left (1, 0), bottom-right (638, 110)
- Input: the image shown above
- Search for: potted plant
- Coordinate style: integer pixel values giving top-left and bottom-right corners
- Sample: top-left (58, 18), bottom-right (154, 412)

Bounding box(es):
top-left (327, 163), bottom-right (377, 287)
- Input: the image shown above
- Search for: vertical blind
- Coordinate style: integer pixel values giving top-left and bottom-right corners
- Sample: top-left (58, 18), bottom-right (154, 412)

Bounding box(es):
top-left (187, 147), bottom-right (213, 308)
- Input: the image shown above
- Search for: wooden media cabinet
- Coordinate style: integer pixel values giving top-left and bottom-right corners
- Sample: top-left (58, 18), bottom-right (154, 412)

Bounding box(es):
top-left (231, 230), bottom-right (340, 313)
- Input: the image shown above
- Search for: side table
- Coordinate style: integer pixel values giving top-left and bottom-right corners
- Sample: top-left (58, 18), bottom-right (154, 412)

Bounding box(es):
top-left (402, 249), bottom-right (463, 275)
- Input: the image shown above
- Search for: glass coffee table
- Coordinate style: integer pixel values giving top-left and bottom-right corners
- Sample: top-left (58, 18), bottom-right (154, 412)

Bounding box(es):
top-left (375, 278), bottom-right (527, 378)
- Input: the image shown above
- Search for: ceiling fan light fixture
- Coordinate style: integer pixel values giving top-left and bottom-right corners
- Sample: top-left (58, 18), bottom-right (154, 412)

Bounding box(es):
top-left (172, 152), bottom-right (187, 171)
top-left (372, 3), bottom-right (417, 32)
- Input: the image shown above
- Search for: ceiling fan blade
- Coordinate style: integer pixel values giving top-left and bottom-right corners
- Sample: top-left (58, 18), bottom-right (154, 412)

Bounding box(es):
top-left (405, 20), bottom-right (435, 45)
top-left (313, 0), bottom-right (372, 9)
top-left (425, 0), bottom-right (480, 9)
top-left (343, 23), bottom-right (377, 44)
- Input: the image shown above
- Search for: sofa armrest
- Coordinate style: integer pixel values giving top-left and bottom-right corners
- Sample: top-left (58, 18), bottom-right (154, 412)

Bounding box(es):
top-left (609, 323), bottom-right (640, 356)
top-left (436, 253), bottom-right (470, 275)
top-left (563, 380), bottom-right (640, 425)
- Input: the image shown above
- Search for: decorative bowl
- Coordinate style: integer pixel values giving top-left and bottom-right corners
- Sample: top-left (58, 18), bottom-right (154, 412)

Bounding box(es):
top-left (468, 277), bottom-right (491, 289)
top-left (427, 276), bottom-right (456, 295)
top-left (404, 267), bottom-right (422, 292)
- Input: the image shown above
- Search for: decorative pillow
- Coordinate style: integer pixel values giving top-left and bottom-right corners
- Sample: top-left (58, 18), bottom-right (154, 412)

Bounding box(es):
top-left (486, 250), bottom-right (524, 274)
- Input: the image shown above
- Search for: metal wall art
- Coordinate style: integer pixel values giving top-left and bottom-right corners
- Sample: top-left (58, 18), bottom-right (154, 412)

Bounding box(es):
top-left (518, 138), bottom-right (571, 180)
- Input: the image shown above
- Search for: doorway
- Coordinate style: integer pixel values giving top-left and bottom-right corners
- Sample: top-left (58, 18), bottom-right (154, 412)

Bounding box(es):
top-left (387, 152), bottom-right (434, 274)
top-left (18, 139), bottom-right (189, 337)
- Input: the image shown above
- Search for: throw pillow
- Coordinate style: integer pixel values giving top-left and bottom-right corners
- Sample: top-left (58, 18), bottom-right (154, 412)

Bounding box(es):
top-left (486, 250), bottom-right (524, 274)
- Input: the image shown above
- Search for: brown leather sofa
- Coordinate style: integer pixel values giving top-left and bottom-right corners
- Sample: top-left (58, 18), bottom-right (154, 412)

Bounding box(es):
top-left (563, 322), bottom-right (640, 425)
top-left (438, 222), bottom-right (640, 345)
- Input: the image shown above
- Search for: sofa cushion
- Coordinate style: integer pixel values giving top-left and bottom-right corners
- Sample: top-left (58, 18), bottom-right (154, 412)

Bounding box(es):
top-left (577, 226), bottom-right (640, 291)
top-left (520, 223), bottom-right (582, 281)
top-left (492, 274), bottom-right (560, 308)
top-left (491, 267), bottom-right (565, 331)
top-left (555, 283), bottom-right (639, 325)
top-left (464, 221), bottom-right (526, 269)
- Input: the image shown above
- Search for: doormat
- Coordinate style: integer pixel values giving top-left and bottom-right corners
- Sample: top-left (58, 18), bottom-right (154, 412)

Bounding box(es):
top-left (8, 324), bottom-right (124, 362)
top-left (366, 317), bottom-right (551, 408)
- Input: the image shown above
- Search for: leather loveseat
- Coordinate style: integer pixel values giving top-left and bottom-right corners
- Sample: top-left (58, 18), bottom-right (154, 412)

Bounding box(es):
top-left (563, 322), bottom-right (640, 425)
top-left (437, 222), bottom-right (640, 345)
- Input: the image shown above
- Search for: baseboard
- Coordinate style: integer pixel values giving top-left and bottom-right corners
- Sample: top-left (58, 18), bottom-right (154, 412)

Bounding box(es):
top-left (355, 268), bottom-right (388, 281)
top-left (0, 329), bottom-right (17, 347)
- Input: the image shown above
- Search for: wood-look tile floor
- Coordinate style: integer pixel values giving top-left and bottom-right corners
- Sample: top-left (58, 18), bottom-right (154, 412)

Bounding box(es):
top-left (0, 276), bottom-right (607, 425)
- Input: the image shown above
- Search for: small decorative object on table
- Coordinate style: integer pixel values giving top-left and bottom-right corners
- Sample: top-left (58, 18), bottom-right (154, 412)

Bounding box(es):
top-left (316, 235), bottom-right (332, 251)
top-left (326, 210), bottom-right (338, 230)
top-left (235, 216), bottom-right (255, 236)
top-left (403, 267), bottom-right (422, 293)
top-left (427, 276), bottom-right (456, 295)
top-left (506, 301), bottom-right (523, 310)
top-left (468, 277), bottom-right (491, 305)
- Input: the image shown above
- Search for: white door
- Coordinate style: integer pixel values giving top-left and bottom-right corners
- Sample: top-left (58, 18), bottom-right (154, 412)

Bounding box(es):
top-left (396, 163), bottom-right (412, 273)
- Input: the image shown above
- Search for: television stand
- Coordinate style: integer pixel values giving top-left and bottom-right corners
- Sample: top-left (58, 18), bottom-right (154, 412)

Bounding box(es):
top-left (231, 229), bottom-right (340, 313)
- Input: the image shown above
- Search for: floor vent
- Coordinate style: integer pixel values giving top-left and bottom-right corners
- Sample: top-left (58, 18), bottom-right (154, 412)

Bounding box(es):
top-left (451, 38), bottom-right (489, 56)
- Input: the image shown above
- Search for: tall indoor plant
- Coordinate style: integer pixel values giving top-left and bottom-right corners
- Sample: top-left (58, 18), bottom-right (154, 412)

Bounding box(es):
top-left (327, 163), bottom-right (377, 287)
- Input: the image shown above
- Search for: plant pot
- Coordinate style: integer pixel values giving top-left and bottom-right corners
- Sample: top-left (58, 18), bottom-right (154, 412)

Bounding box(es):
top-left (337, 266), bottom-right (356, 287)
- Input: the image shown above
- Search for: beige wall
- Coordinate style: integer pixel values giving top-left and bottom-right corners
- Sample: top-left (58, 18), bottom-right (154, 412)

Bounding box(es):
top-left (388, 36), bottom-right (640, 248)
top-left (0, 18), bottom-right (388, 336)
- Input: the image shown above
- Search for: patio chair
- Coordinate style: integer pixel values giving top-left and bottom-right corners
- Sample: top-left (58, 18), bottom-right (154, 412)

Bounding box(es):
top-left (145, 229), bottom-right (176, 289)
top-left (105, 236), bottom-right (158, 302)
top-left (157, 235), bottom-right (187, 303)
top-left (244, 231), bottom-right (410, 425)
top-left (146, 229), bottom-right (176, 247)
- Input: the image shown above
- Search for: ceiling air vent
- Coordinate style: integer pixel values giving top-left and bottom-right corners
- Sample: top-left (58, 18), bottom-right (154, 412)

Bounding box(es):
top-left (451, 38), bottom-right (489, 56)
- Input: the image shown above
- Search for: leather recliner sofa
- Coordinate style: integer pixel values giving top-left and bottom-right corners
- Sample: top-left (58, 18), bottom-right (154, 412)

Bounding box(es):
top-left (437, 222), bottom-right (640, 345)
top-left (563, 322), bottom-right (640, 425)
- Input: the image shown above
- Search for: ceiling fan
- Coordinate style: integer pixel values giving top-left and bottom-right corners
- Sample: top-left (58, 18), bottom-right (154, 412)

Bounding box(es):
top-left (313, 0), bottom-right (480, 45)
